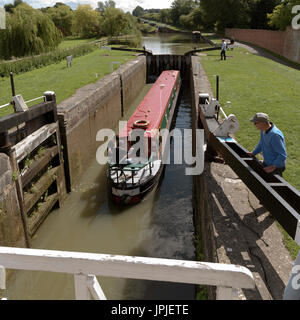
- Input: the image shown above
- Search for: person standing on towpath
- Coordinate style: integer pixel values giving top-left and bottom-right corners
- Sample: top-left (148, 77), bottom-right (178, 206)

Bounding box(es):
top-left (220, 39), bottom-right (227, 61)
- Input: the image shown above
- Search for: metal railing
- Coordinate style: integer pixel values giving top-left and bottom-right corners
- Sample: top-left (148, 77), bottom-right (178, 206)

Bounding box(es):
top-left (109, 160), bottom-right (153, 185)
top-left (0, 246), bottom-right (255, 300)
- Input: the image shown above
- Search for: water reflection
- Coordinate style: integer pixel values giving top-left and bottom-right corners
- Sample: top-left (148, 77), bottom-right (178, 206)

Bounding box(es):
top-left (142, 32), bottom-right (208, 55)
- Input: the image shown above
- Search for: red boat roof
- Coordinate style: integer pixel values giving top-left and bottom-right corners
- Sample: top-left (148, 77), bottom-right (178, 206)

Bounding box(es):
top-left (119, 70), bottom-right (180, 139)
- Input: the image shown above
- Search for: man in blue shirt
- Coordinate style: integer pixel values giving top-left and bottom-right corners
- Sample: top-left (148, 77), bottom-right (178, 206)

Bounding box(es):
top-left (248, 112), bottom-right (287, 176)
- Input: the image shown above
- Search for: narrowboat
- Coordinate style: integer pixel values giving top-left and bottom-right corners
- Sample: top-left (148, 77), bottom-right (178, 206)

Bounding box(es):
top-left (107, 70), bottom-right (181, 205)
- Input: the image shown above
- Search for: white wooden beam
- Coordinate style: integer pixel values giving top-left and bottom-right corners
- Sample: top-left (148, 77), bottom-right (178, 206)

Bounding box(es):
top-left (0, 265), bottom-right (5, 289)
top-left (216, 286), bottom-right (233, 300)
top-left (0, 247), bottom-right (255, 290)
top-left (74, 274), bottom-right (91, 300)
top-left (86, 275), bottom-right (107, 300)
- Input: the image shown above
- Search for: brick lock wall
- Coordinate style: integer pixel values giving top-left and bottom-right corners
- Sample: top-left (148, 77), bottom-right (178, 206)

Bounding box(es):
top-left (225, 28), bottom-right (300, 64)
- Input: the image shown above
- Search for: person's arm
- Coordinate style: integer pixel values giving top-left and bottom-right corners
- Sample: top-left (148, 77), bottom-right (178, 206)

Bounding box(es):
top-left (247, 136), bottom-right (262, 157)
top-left (252, 138), bottom-right (262, 156)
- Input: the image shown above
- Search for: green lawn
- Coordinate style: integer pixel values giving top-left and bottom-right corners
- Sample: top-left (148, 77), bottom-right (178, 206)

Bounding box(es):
top-left (58, 37), bottom-right (98, 49)
top-left (0, 48), bottom-right (136, 117)
top-left (201, 46), bottom-right (300, 258)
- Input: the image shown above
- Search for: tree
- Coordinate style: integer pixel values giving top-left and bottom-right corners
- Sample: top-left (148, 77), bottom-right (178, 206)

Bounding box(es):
top-left (249, 0), bottom-right (281, 29)
top-left (54, 2), bottom-right (68, 8)
top-left (46, 4), bottom-right (74, 36)
top-left (200, 0), bottom-right (252, 32)
top-left (4, 4), bottom-right (14, 13)
top-left (268, 0), bottom-right (300, 30)
top-left (96, 2), bottom-right (105, 13)
top-left (73, 4), bottom-right (101, 38)
top-left (179, 7), bottom-right (203, 30)
top-left (105, 0), bottom-right (116, 8)
top-left (132, 6), bottom-right (144, 17)
top-left (96, 1), bottom-right (116, 13)
top-left (170, 0), bottom-right (196, 26)
top-left (0, 3), bottom-right (62, 59)
top-left (4, 0), bottom-right (23, 13)
top-left (159, 9), bottom-right (171, 23)
top-left (100, 7), bottom-right (129, 36)
top-left (13, 0), bottom-right (23, 7)
top-left (180, 14), bottom-right (194, 30)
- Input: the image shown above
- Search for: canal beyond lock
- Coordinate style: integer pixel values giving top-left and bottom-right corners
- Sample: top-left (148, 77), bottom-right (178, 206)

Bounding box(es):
top-left (6, 33), bottom-right (208, 299)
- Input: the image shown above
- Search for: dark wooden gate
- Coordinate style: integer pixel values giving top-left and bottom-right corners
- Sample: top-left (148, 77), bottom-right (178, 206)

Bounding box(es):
top-left (146, 55), bottom-right (191, 80)
top-left (0, 93), bottom-right (66, 246)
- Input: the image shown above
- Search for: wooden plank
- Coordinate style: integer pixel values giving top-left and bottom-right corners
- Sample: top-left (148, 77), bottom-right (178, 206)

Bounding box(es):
top-left (27, 193), bottom-right (58, 237)
top-left (24, 166), bottom-right (59, 214)
top-left (12, 123), bottom-right (57, 163)
top-left (0, 101), bottom-right (55, 133)
top-left (268, 183), bottom-right (286, 187)
top-left (54, 123), bottom-right (67, 205)
top-left (10, 152), bottom-right (31, 248)
top-left (21, 145), bottom-right (58, 188)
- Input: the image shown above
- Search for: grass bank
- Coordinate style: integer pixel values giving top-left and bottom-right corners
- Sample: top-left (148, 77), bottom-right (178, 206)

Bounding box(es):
top-left (0, 48), bottom-right (136, 118)
top-left (58, 37), bottom-right (98, 49)
top-left (200, 46), bottom-right (300, 258)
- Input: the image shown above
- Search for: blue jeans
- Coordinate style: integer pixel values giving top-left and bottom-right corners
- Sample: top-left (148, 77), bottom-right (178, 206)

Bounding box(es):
top-left (221, 50), bottom-right (226, 60)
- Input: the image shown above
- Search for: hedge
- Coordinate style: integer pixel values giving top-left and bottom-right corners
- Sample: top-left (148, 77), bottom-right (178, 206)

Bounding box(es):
top-left (0, 42), bottom-right (100, 77)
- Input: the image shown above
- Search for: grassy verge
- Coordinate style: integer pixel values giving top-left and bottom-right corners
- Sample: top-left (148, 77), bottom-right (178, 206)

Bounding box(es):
top-left (0, 36), bottom-right (141, 78)
top-left (0, 43), bottom-right (99, 77)
top-left (0, 48), bottom-right (136, 118)
top-left (200, 46), bottom-right (300, 258)
top-left (236, 40), bottom-right (300, 71)
top-left (58, 37), bottom-right (98, 49)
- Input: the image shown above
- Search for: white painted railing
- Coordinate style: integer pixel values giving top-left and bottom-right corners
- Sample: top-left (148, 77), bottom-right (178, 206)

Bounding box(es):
top-left (0, 246), bottom-right (255, 300)
top-left (0, 95), bottom-right (46, 110)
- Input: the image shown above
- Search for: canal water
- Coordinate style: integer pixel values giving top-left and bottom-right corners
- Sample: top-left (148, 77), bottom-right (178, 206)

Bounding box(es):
top-left (6, 33), bottom-right (204, 299)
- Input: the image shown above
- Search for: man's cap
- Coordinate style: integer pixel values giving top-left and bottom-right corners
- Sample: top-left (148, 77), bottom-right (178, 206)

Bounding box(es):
top-left (250, 112), bottom-right (269, 123)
